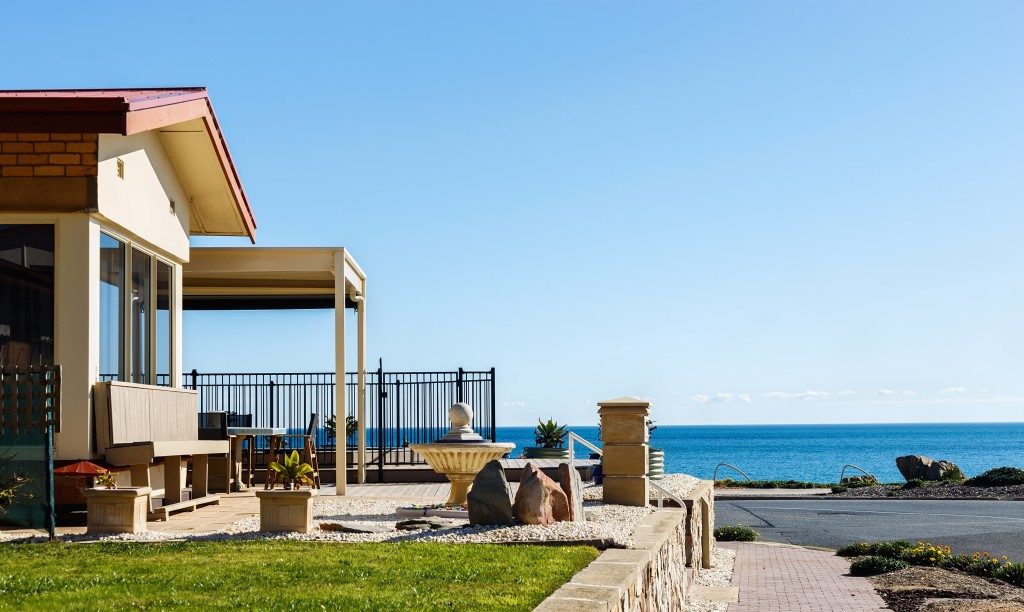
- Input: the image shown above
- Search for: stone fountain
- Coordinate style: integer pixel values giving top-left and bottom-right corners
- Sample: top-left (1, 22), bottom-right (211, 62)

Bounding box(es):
top-left (409, 403), bottom-right (515, 507)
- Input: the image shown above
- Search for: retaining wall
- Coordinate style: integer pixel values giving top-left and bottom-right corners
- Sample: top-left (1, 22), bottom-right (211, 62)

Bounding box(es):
top-left (536, 480), bottom-right (716, 611)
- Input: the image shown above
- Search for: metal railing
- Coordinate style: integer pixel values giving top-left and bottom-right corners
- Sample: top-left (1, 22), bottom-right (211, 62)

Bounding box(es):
top-left (712, 462), bottom-right (753, 483)
top-left (567, 431), bottom-right (602, 470)
top-left (99, 364), bottom-right (496, 478)
top-left (839, 464), bottom-right (876, 483)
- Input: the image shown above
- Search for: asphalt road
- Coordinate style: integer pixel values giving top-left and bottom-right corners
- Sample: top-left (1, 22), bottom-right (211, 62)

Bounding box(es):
top-left (717, 498), bottom-right (1024, 560)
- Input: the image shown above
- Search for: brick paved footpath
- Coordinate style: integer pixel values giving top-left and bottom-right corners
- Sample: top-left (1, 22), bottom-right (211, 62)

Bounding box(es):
top-left (720, 542), bottom-right (890, 611)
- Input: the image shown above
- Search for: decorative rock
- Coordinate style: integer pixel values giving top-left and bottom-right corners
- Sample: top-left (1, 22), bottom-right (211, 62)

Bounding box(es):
top-left (897, 455), bottom-right (962, 481)
top-left (558, 462), bottom-right (585, 522)
top-left (468, 459), bottom-right (516, 526)
top-left (319, 522), bottom-right (392, 534)
top-left (513, 463), bottom-right (571, 525)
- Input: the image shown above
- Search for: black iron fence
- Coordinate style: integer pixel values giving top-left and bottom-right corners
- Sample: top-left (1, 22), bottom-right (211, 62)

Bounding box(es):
top-left (167, 365), bottom-right (495, 472)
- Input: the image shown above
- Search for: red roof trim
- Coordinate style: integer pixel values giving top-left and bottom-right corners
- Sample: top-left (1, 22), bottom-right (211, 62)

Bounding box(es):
top-left (0, 87), bottom-right (257, 242)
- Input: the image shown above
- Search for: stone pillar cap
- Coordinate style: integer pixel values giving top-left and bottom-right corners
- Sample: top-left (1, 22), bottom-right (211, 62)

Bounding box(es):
top-left (84, 486), bottom-right (151, 497)
top-left (597, 396), bottom-right (651, 407)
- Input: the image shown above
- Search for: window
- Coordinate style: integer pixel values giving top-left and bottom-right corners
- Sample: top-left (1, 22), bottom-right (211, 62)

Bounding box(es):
top-left (98, 232), bottom-right (175, 385)
top-left (0, 225), bottom-right (54, 367)
top-left (99, 234), bottom-right (126, 379)
top-left (156, 261), bottom-right (172, 385)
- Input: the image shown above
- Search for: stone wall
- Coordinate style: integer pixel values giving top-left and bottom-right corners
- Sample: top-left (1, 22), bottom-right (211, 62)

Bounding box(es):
top-left (537, 481), bottom-right (716, 611)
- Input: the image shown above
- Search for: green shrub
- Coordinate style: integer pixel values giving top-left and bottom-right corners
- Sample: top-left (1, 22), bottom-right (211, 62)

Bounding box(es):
top-left (714, 525), bottom-right (758, 542)
top-left (900, 542), bottom-right (953, 567)
top-left (941, 466), bottom-right (966, 482)
top-left (965, 467), bottom-right (1024, 487)
top-left (841, 475), bottom-right (879, 488)
top-left (948, 552), bottom-right (1006, 577)
top-left (836, 540), bottom-right (912, 558)
top-left (850, 556), bottom-right (909, 576)
top-left (994, 562), bottom-right (1024, 587)
top-left (714, 479), bottom-right (833, 489)
top-left (904, 478), bottom-right (925, 489)
top-left (831, 485), bottom-right (848, 493)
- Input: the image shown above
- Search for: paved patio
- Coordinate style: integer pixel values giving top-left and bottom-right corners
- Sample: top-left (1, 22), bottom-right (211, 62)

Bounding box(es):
top-left (722, 541), bottom-right (889, 611)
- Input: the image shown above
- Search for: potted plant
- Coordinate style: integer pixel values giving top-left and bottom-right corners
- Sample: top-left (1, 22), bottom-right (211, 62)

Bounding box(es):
top-left (647, 419), bottom-right (665, 480)
top-left (522, 418), bottom-right (570, 460)
top-left (325, 415), bottom-right (358, 465)
top-left (255, 450), bottom-right (318, 533)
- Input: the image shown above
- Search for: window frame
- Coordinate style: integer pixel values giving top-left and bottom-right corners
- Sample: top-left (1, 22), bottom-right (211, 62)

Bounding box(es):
top-left (99, 229), bottom-right (176, 386)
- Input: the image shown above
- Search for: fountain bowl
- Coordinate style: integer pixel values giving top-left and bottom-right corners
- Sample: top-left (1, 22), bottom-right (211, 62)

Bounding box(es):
top-left (409, 442), bottom-right (515, 507)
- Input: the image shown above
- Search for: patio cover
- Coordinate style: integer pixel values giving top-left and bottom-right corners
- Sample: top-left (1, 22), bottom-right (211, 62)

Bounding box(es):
top-left (181, 247), bottom-right (368, 490)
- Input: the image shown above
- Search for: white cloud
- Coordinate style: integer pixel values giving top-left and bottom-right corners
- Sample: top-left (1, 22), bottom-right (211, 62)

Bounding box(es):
top-left (836, 390), bottom-right (856, 396)
top-left (690, 394), bottom-right (711, 404)
top-left (900, 390), bottom-right (917, 396)
top-left (501, 401), bottom-right (526, 408)
top-left (738, 394), bottom-right (752, 403)
top-left (762, 390), bottom-right (831, 400)
top-left (940, 386), bottom-right (967, 394)
top-left (869, 389), bottom-right (895, 396)
top-left (712, 393), bottom-right (734, 403)
top-left (978, 389), bottom-right (989, 394)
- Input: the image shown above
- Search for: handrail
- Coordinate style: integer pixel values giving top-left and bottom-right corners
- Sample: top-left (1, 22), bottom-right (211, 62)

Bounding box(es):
top-left (713, 462), bottom-right (752, 483)
top-left (650, 480), bottom-right (684, 508)
top-left (839, 464), bottom-right (875, 483)
top-left (567, 431), bottom-right (602, 471)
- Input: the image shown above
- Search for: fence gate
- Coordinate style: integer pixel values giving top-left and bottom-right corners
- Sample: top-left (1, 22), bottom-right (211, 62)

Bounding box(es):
top-left (0, 365), bottom-right (60, 538)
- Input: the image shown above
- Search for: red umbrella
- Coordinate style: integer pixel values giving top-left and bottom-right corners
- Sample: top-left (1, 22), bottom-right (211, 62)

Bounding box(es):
top-left (54, 461), bottom-right (109, 476)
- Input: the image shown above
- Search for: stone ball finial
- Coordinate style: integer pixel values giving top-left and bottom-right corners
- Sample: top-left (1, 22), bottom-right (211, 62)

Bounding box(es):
top-left (449, 402), bottom-right (473, 428)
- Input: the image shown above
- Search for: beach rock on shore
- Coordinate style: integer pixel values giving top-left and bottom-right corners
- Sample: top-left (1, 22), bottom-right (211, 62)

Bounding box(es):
top-left (896, 455), bottom-right (962, 481)
top-left (926, 460), bottom-right (962, 481)
top-left (513, 463), bottom-right (570, 525)
top-left (468, 460), bottom-right (516, 526)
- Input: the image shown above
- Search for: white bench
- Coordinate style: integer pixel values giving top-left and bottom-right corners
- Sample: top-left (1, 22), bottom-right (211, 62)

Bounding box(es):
top-left (94, 381), bottom-right (228, 519)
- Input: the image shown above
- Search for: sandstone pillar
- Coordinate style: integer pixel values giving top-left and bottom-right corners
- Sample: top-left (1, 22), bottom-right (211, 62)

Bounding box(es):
top-left (598, 397), bottom-right (650, 506)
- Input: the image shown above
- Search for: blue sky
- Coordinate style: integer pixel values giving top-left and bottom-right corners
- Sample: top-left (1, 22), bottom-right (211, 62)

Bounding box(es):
top-left (5, 2), bottom-right (1023, 425)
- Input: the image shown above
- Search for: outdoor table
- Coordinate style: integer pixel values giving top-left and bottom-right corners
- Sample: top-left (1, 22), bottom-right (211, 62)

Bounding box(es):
top-left (226, 427), bottom-right (287, 489)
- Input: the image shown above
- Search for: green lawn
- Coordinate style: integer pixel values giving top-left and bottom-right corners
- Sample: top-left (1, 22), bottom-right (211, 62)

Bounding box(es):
top-left (0, 540), bottom-right (598, 610)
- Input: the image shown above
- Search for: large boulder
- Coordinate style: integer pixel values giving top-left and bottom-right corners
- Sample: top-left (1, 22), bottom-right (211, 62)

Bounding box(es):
top-left (896, 455), bottom-right (933, 480)
top-left (467, 459), bottom-right (516, 526)
top-left (896, 455), bottom-right (962, 481)
top-left (557, 462), bottom-right (585, 522)
top-left (926, 460), bottom-right (962, 481)
top-left (513, 463), bottom-right (570, 525)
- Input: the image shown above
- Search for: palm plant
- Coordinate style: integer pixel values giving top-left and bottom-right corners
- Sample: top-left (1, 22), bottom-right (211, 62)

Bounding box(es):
top-left (268, 450), bottom-right (315, 490)
top-left (534, 418), bottom-right (568, 449)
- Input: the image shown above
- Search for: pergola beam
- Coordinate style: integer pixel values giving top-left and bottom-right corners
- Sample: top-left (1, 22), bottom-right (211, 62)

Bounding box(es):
top-left (182, 247), bottom-right (368, 492)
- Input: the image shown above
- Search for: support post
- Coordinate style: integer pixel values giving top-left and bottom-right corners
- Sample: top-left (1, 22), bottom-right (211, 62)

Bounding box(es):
top-left (333, 251), bottom-right (347, 495)
top-left (357, 280), bottom-right (367, 484)
top-left (598, 397), bottom-right (650, 506)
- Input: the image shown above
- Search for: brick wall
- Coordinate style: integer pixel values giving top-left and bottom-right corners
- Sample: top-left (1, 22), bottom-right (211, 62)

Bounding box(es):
top-left (0, 133), bottom-right (98, 177)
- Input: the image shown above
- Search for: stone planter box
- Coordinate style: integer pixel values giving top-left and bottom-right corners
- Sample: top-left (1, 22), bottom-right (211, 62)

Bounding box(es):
top-left (85, 486), bottom-right (151, 534)
top-left (522, 447), bottom-right (570, 460)
top-left (255, 489), bottom-right (317, 533)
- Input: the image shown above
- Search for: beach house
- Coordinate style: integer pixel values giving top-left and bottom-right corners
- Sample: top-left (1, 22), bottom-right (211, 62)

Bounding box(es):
top-left (0, 89), bottom-right (368, 500)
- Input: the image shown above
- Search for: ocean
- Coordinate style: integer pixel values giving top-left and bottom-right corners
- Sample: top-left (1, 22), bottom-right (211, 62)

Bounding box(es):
top-left (494, 423), bottom-right (1024, 483)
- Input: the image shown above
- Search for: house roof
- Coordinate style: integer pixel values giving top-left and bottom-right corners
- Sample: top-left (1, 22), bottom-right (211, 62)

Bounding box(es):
top-left (0, 88), bottom-right (256, 241)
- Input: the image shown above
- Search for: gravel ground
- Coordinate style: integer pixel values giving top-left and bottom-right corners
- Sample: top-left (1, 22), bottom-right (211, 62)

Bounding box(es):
top-left (584, 473), bottom-right (702, 501)
top-left (685, 546), bottom-right (737, 612)
top-left (832, 483), bottom-right (1024, 500)
top-left (33, 493), bottom-right (657, 547)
